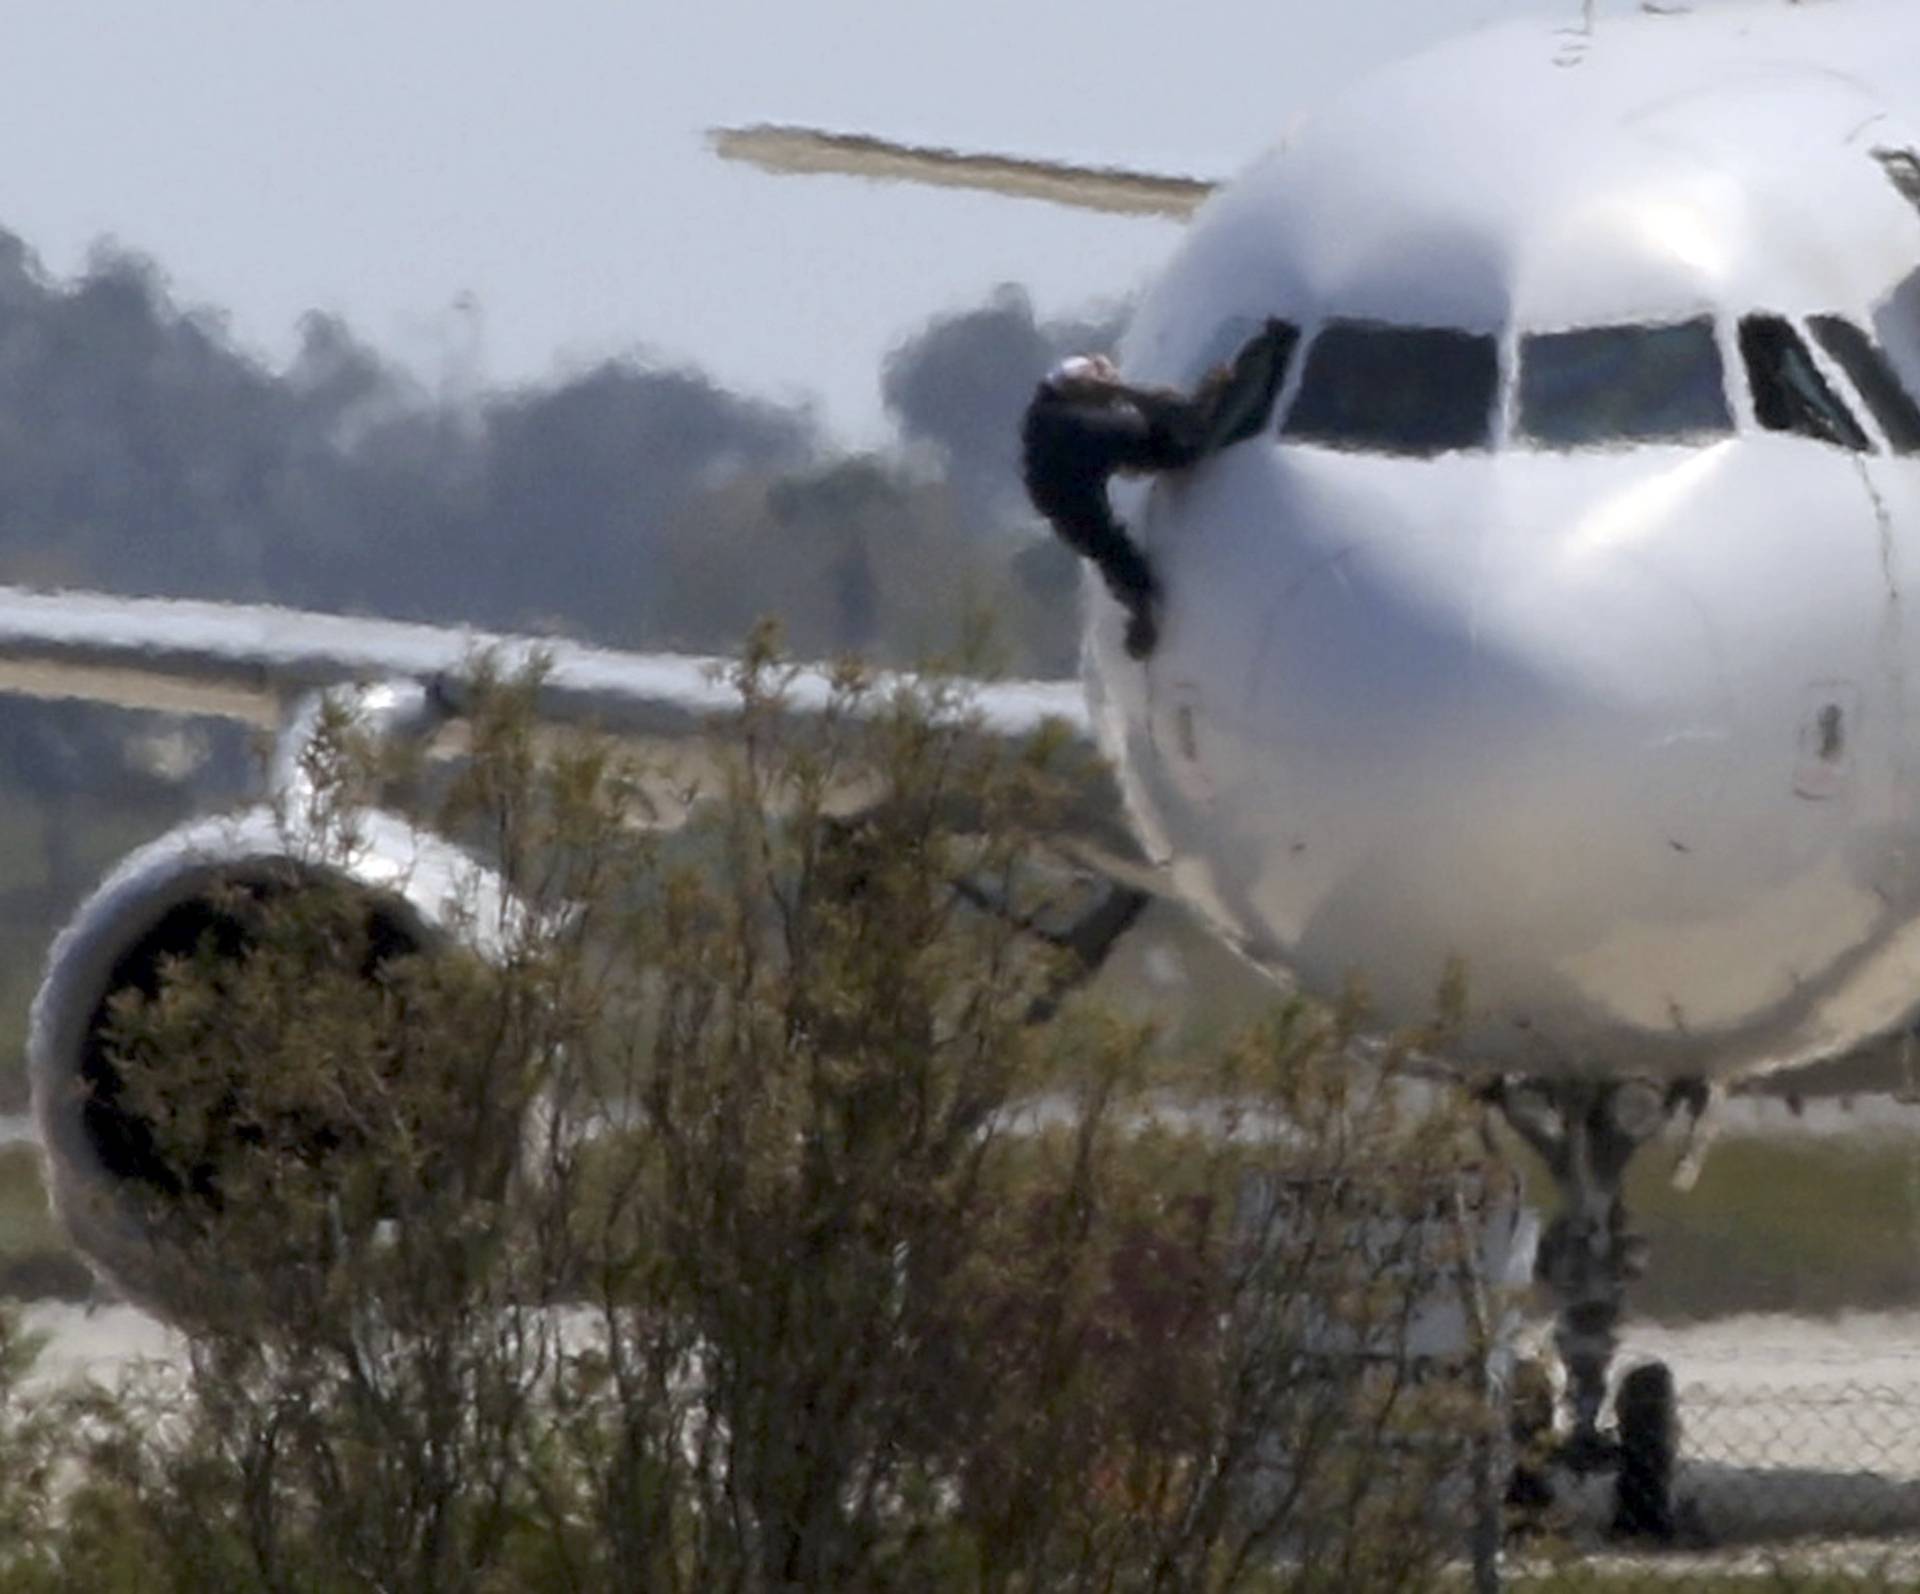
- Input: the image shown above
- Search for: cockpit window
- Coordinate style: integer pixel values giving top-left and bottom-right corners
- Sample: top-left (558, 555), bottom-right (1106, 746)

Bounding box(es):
top-left (1808, 314), bottom-right (1920, 455)
top-left (1740, 314), bottom-right (1871, 451)
top-left (1517, 319), bottom-right (1731, 448)
top-left (1872, 147), bottom-right (1920, 220)
top-left (1283, 321), bottom-right (1498, 455)
top-left (1199, 319), bottom-right (1300, 451)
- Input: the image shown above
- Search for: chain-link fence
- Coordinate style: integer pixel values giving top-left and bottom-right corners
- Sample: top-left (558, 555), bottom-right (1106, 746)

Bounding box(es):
top-left (1492, 1379), bottom-right (1920, 1590)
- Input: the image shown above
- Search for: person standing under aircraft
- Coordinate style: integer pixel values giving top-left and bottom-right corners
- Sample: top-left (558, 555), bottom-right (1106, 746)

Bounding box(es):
top-left (1021, 322), bottom-right (1294, 659)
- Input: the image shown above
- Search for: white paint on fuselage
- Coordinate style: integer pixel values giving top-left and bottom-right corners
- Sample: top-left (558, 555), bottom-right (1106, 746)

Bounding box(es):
top-left (1094, 2), bottom-right (1920, 1081)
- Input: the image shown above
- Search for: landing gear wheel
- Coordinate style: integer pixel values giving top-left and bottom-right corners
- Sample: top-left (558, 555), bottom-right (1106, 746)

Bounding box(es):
top-left (1612, 1360), bottom-right (1677, 1542)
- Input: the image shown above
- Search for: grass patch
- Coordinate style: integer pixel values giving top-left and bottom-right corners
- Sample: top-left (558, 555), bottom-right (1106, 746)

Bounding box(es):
top-left (1508, 1570), bottom-right (1913, 1592)
top-left (0, 1145), bottom-right (57, 1260)
top-left (1633, 1137), bottom-right (1920, 1317)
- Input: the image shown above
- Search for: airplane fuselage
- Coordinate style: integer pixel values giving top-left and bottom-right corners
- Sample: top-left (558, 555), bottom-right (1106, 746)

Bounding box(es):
top-left (1088, 1), bottom-right (1920, 1082)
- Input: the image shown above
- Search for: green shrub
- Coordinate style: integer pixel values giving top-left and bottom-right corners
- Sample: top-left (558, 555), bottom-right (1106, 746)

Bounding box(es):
top-left (0, 640), bottom-right (1499, 1593)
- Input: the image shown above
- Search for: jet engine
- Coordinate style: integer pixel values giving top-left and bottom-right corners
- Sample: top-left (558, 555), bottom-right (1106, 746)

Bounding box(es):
top-left (29, 789), bottom-right (517, 1313)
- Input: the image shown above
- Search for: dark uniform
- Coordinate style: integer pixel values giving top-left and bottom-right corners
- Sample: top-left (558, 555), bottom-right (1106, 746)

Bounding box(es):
top-left (1019, 322), bottom-right (1295, 660)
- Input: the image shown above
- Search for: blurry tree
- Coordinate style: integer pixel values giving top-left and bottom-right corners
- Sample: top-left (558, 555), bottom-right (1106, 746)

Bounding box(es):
top-left (882, 284), bottom-right (1125, 533)
top-left (0, 231), bottom-right (1097, 677)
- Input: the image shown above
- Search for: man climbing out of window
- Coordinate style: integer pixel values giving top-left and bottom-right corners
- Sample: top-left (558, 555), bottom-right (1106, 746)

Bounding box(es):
top-left (1021, 320), bottom-right (1295, 660)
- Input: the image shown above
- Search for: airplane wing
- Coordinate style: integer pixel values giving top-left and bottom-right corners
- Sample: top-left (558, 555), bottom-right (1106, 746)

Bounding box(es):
top-left (709, 125), bottom-right (1217, 220)
top-left (0, 583), bottom-right (1091, 742)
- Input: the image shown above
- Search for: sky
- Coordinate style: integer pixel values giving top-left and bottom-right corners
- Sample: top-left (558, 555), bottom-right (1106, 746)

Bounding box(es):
top-left (0, 0), bottom-right (1713, 450)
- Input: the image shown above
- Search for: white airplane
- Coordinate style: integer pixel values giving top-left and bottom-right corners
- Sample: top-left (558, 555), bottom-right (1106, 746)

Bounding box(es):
top-left (725, 0), bottom-right (1920, 1475)
top-left (9, 0), bottom-right (1920, 1502)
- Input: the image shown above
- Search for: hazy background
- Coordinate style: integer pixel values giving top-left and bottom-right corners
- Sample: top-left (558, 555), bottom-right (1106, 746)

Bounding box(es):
top-left (0, 234), bottom-right (1121, 672)
top-left (0, 0), bottom-right (1631, 447)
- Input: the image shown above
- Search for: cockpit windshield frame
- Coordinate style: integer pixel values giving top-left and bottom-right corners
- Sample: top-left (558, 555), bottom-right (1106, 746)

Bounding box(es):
top-left (1739, 313), bottom-right (1872, 453)
top-left (1807, 313), bottom-right (1920, 455)
top-left (1268, 308), bottom-right (1914, 459)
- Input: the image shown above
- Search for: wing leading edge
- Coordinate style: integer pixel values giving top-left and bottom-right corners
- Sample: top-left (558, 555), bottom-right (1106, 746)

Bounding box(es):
top-left (0, 585), bottom-right (1091, 742)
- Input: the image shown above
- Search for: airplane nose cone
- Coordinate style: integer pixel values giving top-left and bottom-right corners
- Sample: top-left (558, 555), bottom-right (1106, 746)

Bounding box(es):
top-left (1219, 524), bottom-right (1733, 1050)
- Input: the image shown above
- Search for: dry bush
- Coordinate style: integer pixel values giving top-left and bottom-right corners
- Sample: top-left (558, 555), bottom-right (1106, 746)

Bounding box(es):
top-left (0, 639), bottom-right (1505, 1593)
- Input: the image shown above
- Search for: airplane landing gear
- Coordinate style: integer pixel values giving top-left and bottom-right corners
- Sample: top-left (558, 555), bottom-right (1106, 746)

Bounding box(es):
top-left (1613, 1360), bottom-right (1679, 1541)
top-left (1487, 1076), bottom-right (1702, 1541)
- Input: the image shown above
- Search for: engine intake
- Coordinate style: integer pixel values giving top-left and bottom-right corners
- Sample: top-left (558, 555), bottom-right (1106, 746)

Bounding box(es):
top-left (29, 805), bottom-right (515, 1313)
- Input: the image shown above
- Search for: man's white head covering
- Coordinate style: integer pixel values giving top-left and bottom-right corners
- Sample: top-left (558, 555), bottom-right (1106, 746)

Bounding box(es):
top-left (1045, 353), bottom-right (1120, 389)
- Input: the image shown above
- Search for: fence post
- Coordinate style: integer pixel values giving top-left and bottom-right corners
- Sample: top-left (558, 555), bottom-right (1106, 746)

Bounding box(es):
top-left (1452, 1178), bottom-right (1504, 1594)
